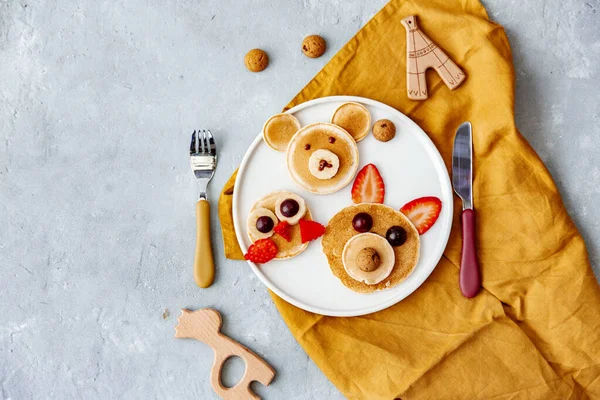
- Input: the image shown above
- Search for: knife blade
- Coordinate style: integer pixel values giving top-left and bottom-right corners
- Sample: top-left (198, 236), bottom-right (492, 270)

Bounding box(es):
top-left (452, 122), bottom-right (481, 298)
top-left (452, 122), bottom-right (473, 210)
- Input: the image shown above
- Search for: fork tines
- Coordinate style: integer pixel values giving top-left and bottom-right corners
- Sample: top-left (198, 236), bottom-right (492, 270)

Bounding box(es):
top-left (190, 130), bottom-right (216, 155)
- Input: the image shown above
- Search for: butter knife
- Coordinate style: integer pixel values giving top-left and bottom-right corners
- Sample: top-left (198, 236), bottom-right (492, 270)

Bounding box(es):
top-left (452, 122), bottom-right (481, 298)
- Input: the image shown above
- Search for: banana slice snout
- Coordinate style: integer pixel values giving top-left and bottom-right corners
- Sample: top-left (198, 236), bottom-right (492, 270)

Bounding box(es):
top-left (308, 149), bottom-right (340, 180)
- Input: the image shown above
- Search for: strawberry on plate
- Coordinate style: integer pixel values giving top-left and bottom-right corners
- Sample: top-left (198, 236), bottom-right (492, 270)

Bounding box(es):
top-left (273, 221), bottom-right (292, 242)
top-left (299, 219), bottom-right (326, 243)
top-left (400, 196), bottom-right (442, 235)
top-left (244, 238), bottom-right (278, 263)
top-left (351, 163), bottom-right (385, 204)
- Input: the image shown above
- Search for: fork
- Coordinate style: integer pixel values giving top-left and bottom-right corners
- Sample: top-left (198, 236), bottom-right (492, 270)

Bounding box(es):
top-left (190, 129), bottom-right (217, 288)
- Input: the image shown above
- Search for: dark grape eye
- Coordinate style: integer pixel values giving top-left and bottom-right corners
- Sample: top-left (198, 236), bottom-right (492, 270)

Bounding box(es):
top-left (352, 213), bottom-right (373, 233)
top-left (386, 226), bottom-right (407, 246)
top-left (256, 216), bottom-right (274, 233)
top-left (280, 199), bottom-right (300, 218)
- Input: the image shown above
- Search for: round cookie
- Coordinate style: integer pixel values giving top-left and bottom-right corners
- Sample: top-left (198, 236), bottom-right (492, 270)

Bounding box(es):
top-left (372, 119), bottom-right (396, 142)
top-left (287, 123), bottom-right (359, 194)
top-left (302, 35), bottom-right (326, 58)
top-left (262, 113), bottom-right (301, 152)
top-left (244, 49), bottom-right (269, 72)
top-left (248, 191), bottom-right (312, 259)
top-left (322, 203), bottom-right (420, 293)
top-left (356, 247), bottom-right (380, 272)
top-left (331, 102), bottom-right (371, 142)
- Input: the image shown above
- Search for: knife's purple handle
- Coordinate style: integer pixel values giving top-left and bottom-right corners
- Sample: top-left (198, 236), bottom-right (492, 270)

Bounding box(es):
top-left (459, 209), bottom-right (481, 298)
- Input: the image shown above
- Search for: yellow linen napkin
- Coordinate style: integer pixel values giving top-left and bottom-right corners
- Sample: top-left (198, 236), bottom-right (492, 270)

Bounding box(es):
top-left (218, 0), bottom-right (600, 398)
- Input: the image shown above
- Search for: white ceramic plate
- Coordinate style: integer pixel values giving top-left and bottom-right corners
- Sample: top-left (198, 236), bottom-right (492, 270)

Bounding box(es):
top-left (233, 96), bottom-right (453, 317)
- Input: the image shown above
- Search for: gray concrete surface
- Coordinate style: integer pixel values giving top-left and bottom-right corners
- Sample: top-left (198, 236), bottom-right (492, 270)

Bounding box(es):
top-left (0, 0), bottom-right (598, 399)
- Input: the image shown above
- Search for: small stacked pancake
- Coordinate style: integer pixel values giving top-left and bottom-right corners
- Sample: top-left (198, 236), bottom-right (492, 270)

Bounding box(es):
top-left (331, 102), bottom-right (371, 142)
top-left (262, 114), bottom-right (302, 152)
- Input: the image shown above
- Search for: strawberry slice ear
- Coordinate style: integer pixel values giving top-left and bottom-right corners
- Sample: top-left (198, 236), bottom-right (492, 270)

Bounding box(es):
top-left (400, 196), bottom-right (442, 235)
top-left (351, 164), bottom-right (385, 204)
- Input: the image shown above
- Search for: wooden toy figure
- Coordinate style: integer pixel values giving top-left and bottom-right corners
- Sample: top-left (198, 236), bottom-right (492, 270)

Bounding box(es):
top-left (175, 309), bottom-right (275, 400)
top-left (401, 15), bottom-right (466, 100)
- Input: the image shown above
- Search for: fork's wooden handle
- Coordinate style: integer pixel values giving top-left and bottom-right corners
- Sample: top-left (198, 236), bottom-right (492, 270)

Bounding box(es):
top-left (194, 199), bottom-right (215, 288)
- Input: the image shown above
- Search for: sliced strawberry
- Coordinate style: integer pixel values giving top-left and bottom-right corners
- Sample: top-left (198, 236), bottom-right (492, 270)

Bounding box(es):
top-left (351, 164), bottom-right (385, 204)
top-left (244, 238), bottom-right (278, 263)
top-left (273, 221), bottom-right (292, 242)
top-left (400, 196), bottom-right (442, 235)
top-left (299, 219), bottom-right (326, 243)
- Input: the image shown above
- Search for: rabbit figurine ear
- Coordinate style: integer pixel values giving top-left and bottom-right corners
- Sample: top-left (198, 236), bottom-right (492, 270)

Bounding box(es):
top-left (402, 15), bottom-right (466, 100)
top-left (175, 309), bottom-right (276, 400)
